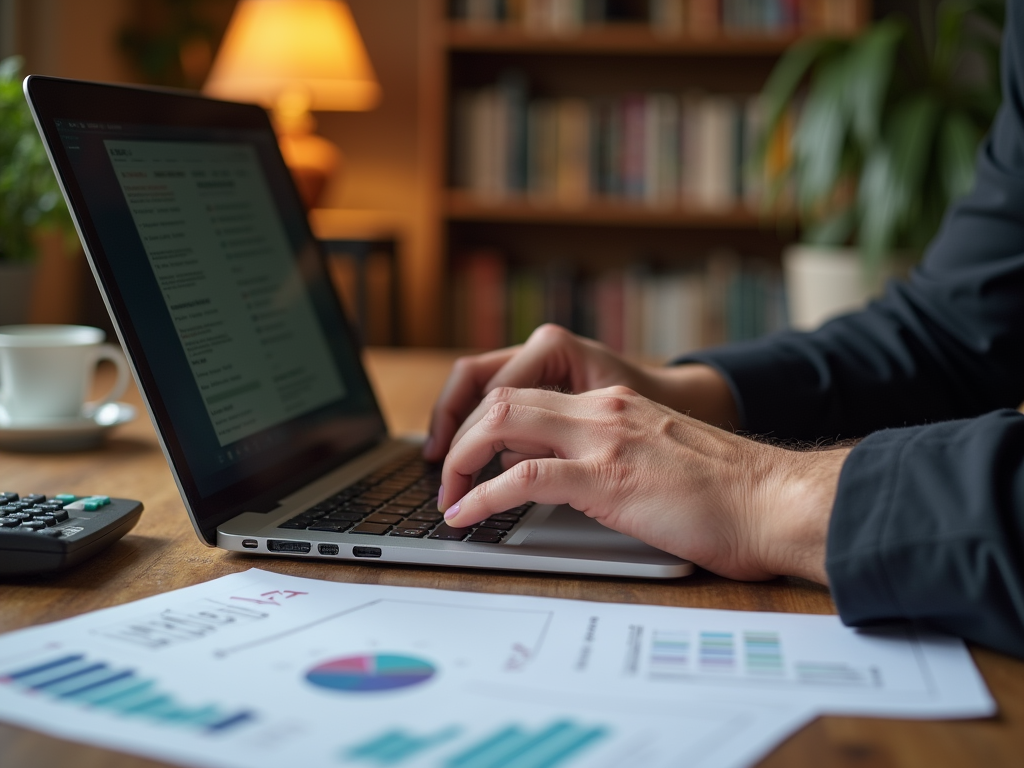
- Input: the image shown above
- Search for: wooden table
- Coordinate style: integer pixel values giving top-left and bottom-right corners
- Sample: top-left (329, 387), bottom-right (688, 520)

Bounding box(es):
top-left (1, 349), bottom-right (1022, 767)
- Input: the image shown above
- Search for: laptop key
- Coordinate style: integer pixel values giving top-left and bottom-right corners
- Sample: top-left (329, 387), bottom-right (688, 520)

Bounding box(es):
top-left (325, 512), bottom-right (367, 522)
top-left (488, 513), bottom-right (520, 523)
top-left (466, 532), bottom-right (503, 543)
top-left (478, 520), bottom-right (514, 531)
top-left (390, 528), bottom-right (428, 538)
top-left (350, 522), bottom-right (391, 535)
top-left (408, 511), bottom-right (442, 523)
top-left (279, 520), bottom-right (310, 529)
top-left (308, 522), bottom-right (351, 533)
top-left (429, 525), bottom-right (470, 541)
top-left (364, 512), bottom-right (404, 525)
top-left (395, 520), bottom-right (432, 530)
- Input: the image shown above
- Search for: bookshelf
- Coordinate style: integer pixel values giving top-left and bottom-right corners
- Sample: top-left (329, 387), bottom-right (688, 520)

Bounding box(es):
top-left (415, 0), bottom-right (871, 352)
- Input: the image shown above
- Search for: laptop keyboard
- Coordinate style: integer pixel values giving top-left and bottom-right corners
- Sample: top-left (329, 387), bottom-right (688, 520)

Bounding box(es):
top-left (277, 449), bottom-right (532, 544)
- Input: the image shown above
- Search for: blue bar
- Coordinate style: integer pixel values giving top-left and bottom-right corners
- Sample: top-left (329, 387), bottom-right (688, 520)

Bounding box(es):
top-left (59, 670), bottom-right (134, 700)
top-left (9, 659), bottom-right (98, 689)
top-left (446, 726), bottom-right (525, 768)
top-left (2, 654), bottom-right (84, 681)
top-left (32, 663), bottom-right (108, 691)
top-left (206, 710), bottom-right (256, 732)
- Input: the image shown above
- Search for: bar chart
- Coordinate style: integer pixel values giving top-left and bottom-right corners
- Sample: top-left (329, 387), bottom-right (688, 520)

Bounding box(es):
top-left (0, 653), bottom-right (255, 733)
top-left (343, 720), bottom-right (609, 768)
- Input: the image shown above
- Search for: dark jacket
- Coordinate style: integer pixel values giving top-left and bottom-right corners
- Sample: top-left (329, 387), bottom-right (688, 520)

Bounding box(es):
top-left (684, 4), bottom-right (1024, 658)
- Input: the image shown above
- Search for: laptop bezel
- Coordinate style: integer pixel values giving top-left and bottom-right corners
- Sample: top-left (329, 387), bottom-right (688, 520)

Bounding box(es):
top-left (24, 75), bottom-right (390, 544)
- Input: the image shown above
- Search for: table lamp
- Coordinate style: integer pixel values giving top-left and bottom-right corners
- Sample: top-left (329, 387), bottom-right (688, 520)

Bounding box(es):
top-left (204, 0), bottom-right (381, 208)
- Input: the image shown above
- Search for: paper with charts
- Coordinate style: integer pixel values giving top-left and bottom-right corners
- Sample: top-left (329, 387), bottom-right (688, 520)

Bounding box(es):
top-left (0, 570), bottom-right (992, 768)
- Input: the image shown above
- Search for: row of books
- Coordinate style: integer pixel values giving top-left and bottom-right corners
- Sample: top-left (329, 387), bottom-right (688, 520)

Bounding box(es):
top-left (452, 77), bottom-right (769, 210)
top-left (450, 0), bottom-right (862, 35)
top-left (450, 249), bottom-right (787, 358)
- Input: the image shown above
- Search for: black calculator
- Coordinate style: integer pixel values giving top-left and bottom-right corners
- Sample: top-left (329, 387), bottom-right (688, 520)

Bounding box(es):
top-left (0, 493), bottom-right (143, 575)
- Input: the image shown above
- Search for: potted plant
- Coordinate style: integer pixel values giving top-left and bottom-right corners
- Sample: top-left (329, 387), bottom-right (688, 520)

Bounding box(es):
top-left (0, 56), bottom-right (78, 325)
top-left (758, 1), bottom-right (1004, 330)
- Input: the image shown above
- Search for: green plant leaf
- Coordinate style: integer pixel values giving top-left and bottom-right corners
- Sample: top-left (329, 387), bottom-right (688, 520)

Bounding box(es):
top-left (755, 36), bottom-right (845, 163)
top-left (793, 53), bottom-right (852, 214)
top-left (857, 95), bottom-right (941, 269)
top-left (805, 206), bottom-right (856, 246)
top-left (939, 111), bottom-right (982, 201)
top-left (846, 19), bottom-right (905, 147)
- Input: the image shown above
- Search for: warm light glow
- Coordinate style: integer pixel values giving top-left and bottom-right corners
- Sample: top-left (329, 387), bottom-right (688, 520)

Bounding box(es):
top-left (204, 0), bottom-right (381, 112)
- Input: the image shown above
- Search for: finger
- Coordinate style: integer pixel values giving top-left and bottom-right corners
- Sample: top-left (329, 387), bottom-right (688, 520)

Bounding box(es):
top-left (481, 324), bottom-right (580, 397)
top-left (442, 395), bottom-right (588, 510)
top-left (424, 347), bottom-right (518, 460)
top-left (443, 457), bottom-right (592, 528)
top-left (449, 384), bottom-right (592, 456)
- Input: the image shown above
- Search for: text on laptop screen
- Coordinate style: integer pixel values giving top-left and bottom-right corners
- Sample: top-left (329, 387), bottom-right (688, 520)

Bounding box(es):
top-left (105, 139), bottom-right (347, 446)
top-left (53, 117), bottom-right (382, 501)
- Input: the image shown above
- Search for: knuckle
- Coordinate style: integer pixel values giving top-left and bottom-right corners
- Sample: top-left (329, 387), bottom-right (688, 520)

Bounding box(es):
top-left (529, 323), bottom-right (570, 346)
top-left (485, 386), bottom-right (516, 405)
top-left (605, 385), bottom-right (638, 399)
top-left (511, 458), bottom-right (544, 488)
top-left (483, 401), bottom-right (514, 430)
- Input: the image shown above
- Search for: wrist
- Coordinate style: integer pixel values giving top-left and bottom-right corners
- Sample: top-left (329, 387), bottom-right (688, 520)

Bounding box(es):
top-left (647, 364), bottom-right (741, 430)
top-left (754, 446), bottom-right (851, 584)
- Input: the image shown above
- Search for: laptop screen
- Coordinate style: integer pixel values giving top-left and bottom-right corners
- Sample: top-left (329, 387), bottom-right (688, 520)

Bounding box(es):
top-left (26, 78), bottom-right (387, 542)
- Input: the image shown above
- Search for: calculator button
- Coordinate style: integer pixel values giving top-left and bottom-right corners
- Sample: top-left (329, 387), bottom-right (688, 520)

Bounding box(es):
top-left (8, 512), bottom-right (31, 522)
top-left (32, 515), bottom-right (58, 527)
top-left (0, 492), bottom-right (18, 503)
top-left (51, 509), bottom-right (69, 523)
top-left (35, 528), bottom-right (63, 537)
top-left (22, 494), bottom-right (45, 504)
top-left (0, 505), bottom-right (19, 515)
top-left (55, 494), bottom-right (77, 503)
top-left (0, 518), bottom-right (20, 528)
top-left (19, 520), bottom-right (46, 530)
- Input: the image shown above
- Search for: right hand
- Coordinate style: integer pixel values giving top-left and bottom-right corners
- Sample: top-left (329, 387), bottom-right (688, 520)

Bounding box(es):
top-left (424, 324), bottom-right (740, 462)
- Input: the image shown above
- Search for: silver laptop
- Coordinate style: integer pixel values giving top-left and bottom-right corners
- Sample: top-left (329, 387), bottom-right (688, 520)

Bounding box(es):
top-left (25, 75), bottom-right (692, 579)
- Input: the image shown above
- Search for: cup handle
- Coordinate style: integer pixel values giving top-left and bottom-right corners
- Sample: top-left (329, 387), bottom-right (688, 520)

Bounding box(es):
top-left (84, 343), bottom-right (130, 416)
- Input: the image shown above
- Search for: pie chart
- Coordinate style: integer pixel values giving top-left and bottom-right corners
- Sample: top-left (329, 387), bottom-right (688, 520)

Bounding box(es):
top-left (306, 654), bottom-right (436, 692)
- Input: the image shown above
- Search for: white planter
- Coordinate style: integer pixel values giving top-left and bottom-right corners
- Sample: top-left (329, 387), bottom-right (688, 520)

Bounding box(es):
top-left (783, 245), bottom-right (875, 332)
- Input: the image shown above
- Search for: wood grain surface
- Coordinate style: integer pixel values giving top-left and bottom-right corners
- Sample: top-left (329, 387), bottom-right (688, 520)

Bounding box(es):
top-left (0, 349), bottom-right (1021, 767)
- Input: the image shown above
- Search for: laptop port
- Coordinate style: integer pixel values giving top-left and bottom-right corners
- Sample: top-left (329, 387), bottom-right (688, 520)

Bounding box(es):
top-left (318, 543), bottom-right (340, 556)
top-left (353, 546), bottom-right (381, 558)
top-left (267, 540), bottom-right (311, 554)
top-left (241, 539), bottom-right (259, 549)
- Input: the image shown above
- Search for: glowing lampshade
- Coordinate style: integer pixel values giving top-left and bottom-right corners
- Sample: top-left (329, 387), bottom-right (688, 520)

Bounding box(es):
top-left (204, 0), bottom-right (381, 206)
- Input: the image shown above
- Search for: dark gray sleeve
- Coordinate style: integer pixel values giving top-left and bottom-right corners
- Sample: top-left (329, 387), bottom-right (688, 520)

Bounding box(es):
top-left (680, 3), bottom-right (1024, 442)
top-left (827, 411), bottom-right (1024, 659)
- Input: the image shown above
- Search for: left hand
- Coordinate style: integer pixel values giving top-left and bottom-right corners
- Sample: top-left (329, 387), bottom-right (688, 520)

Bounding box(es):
top-left (438, 386), bottom-right (849, 583)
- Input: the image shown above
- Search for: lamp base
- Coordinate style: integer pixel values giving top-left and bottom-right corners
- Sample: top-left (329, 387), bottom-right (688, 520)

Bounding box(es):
top-left (278, 132), bottom-right (342, 209)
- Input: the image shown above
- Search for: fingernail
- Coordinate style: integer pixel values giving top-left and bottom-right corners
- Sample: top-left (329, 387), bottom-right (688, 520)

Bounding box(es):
top-left (437, 485), bottom-right (444, 511)
top-left (444, 501), bottom-right (460, 521)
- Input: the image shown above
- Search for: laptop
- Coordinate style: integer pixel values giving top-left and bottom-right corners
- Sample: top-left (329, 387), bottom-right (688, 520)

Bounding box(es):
top-left (25, 76), bottom-right (692, 579)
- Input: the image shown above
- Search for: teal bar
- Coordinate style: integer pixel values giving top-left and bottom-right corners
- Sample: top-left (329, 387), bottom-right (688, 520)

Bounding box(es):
top-left (382, 727), bottom-right (461, 763)
top-left (347, 730), bottom-right (402, 759)
top-left (70, 675), bottom-right (144, 705)
top-left (42, 666), bottom-right (116, 697)
top-left (451, 722), bottom-right (575, 768)
top-left (121, 694), bottom-right (174, 716)
top-left (89, 680), bottom-right (154, 708)
top-left (446, 726), bottom-right (524, 768)
top-left (504, 726), bottom-right (608, 768)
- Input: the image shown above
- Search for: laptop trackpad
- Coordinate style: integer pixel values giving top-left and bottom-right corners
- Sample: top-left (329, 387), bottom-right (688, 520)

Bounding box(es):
top-left (515, 505), bottom-right (684, 564)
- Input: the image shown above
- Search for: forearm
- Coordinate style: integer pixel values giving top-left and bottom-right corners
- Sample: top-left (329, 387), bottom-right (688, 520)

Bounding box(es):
top-left (644, 363), bottom-right (742, 431)
top-left (827, 411), bottom-right (1024, 658)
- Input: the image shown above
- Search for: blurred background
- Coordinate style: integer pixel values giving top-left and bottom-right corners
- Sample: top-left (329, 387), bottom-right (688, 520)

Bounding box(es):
top-left (0, 0), bottom-right (1004, 355)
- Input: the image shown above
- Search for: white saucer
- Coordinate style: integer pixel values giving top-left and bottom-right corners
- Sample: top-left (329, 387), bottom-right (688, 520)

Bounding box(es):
top-left (0, 402), bottom-right (137, 452)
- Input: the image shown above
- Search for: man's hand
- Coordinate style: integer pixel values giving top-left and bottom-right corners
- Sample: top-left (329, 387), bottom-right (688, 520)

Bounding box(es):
top-left (438, 386), bottom-right (848, 584)
top-left (424, 324), bottom-right (740, 462)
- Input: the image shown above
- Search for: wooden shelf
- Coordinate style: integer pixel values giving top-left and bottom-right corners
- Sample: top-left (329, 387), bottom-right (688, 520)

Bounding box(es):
top-left (445, 191), bottom-right (766, 228)
top-left (444, 22), bottom-right (843, 56)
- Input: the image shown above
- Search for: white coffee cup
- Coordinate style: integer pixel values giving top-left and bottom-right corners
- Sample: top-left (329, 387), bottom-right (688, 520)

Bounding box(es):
top-left (0, 325), bottom-right (130, 426)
